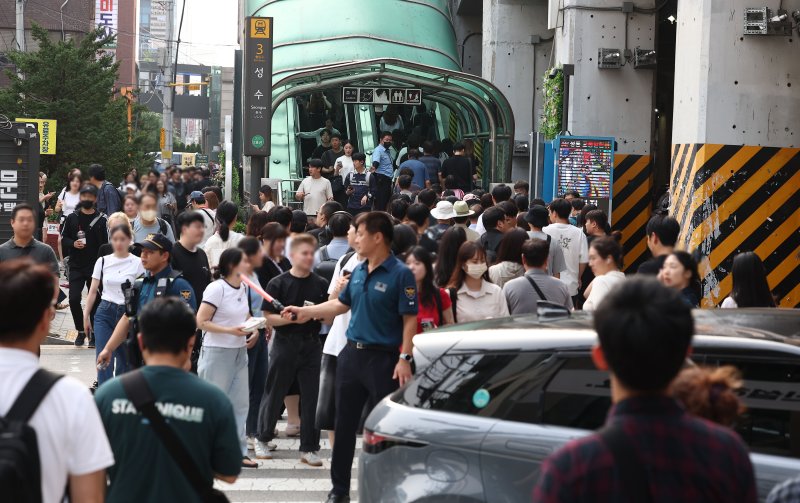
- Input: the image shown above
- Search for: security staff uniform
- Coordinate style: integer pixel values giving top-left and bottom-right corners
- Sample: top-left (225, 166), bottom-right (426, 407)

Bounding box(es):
top-left (330, 254), bottom-right (417, 498)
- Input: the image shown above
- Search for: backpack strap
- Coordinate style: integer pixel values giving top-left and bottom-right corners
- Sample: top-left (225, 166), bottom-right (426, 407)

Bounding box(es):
top-left (5, 369), bottom-right (64, 422)
top-left (88, 213), bottom-right (106, 230)
top-left (120, 371), bottom-right (218, 502)
top-left (525, 275), bottom-right (549, 302)
top-left (599, 422), bottom-right (652, 502)
top-left (432, 288), bottom-right (443, 326)
top-left (320, 245), bottom-right (330, 262)
top-left (158, 218), bottom-right (168, 235)
top-left (448, 287), bottom-right (458, 323)
top-left (340, 250), bottom-right (356, 268)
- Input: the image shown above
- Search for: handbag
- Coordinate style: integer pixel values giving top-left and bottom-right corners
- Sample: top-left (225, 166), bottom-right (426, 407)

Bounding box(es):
top-left (120, 371), bottom-right (230, 503)
top-left (330, 174), bottom-right (344, 194)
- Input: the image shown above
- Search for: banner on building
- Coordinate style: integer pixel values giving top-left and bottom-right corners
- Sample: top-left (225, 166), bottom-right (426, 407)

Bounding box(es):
top-left (96, 0), bottom-right (118, 60)
top-left (15, 118), bottom-right (58, 155)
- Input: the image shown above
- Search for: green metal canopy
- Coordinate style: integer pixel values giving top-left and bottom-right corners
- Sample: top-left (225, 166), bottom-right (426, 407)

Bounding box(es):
top-left (245, 0), bottom-right (515, 183)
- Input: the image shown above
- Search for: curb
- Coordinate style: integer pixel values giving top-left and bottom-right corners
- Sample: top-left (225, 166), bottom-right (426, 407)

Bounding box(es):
top-left (45, 334), bottom-right (76, 345)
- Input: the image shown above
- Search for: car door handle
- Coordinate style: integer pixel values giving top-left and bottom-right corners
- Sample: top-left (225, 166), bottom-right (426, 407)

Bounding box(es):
top-left (505, 440), bottom-right (553, 456)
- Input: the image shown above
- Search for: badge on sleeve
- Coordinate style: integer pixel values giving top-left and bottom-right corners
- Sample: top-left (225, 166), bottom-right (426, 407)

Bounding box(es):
top-left (404, 286), bottom-right (416, 300)
top-left (180, 290), bottom-right (192, 301)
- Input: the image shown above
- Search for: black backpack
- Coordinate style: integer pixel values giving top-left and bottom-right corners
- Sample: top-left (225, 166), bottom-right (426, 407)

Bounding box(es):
top-left (0, 369), bottom-right (64, 503)
top-left (313, 246), bottom-right (352, 284)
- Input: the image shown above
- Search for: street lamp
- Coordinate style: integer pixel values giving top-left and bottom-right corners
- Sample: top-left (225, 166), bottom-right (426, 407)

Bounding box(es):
top-left (60, 0), bottom-right (70, 42)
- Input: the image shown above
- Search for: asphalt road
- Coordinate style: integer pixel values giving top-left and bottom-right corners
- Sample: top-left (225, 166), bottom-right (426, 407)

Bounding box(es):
top-left (39, 345), bottom-right (359, 502)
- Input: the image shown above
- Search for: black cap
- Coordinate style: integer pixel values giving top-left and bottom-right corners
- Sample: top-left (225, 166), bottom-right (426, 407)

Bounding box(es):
top-left (79, 184), bottom-right (98, 197)
top-left (137, 233), bottom-right (173, 253)
top-left (525, 205), bottom-right (550, 228)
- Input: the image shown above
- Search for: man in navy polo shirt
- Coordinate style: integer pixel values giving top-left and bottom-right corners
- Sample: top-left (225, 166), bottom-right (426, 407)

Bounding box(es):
top-left (282, 212), bottom-right (418, 503)
top-left (370, 131), bottom-right (395, 212)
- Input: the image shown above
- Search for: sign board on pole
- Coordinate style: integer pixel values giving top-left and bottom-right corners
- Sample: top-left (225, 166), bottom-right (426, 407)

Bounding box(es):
top-left (242, 17), bottom-right (273, 156)
top-left (342, 87), bottom-right (422, 105)
top-left (554, 135), bottom-right (615, 217)
top-left (0, 123), bottom-right (40, 241)
top-left (15, 118), bottom-right (57, 155)
top-left (195, 154), bottom-right (209, 165)
top-left (159, 128), bottom-right (166, 149)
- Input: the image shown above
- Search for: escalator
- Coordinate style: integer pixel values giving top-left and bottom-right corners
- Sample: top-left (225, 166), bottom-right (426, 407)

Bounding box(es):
top-left (243, 0), bottom-right (515, 196)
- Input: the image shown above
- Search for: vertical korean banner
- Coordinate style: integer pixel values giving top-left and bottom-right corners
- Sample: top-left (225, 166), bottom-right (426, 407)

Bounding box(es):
top-left (96, 0), bottom-right (118, 60)
top-left (15, 119), bottom-right (58, 155)
top-left (242, 17), bottom-right (273, 156)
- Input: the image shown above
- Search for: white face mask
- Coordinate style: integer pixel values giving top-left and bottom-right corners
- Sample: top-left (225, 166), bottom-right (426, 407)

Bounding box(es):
top-left (465, 263), bottom-right (488, 279)
top-left (140, 209), bottom-right (157, 222)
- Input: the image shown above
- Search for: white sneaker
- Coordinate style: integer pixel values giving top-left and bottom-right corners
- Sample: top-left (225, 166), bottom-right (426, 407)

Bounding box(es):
top-left (254, 440), bottom-right (277, 459)
top-left (300, 451), bottom-right (323, 467)
top-left (247, 437), bottom-right (255, 450)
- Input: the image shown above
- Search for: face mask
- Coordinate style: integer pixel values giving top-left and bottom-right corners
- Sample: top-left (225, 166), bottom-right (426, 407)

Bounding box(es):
top-left (79, 200), bottom-right (94, 210)
top-left (465, 263), bottom-right (488, 278)
top-left (383, 142), bottom-right (392, 149)
top-left (140, 210), bottom-right (157, 221)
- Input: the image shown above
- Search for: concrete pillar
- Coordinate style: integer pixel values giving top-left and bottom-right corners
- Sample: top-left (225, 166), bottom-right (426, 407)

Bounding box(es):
top-left (482, 0), bottom-right (551, 182)
top-left (550, 0), bottom-right (657, 272)
top-left (671, 0), bottom-right (800, 307)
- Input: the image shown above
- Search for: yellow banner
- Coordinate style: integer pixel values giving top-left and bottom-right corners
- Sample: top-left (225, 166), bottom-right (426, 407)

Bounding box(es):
top-left (16, 118), bottom-right (57, 155)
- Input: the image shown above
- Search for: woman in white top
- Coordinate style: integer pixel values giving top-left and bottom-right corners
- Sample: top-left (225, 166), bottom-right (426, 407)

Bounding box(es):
top-left (253, 185), bottom-right (276, 213)
top-left (203, 200), bottom-right (244, 270)
top-left (488, 229), bottom-right (528, 289)
top-left (84, 222), bottom-right (144, 385)
top-left (197, 247), bottom-right (259, 468)
top-left (583, 236), bottom-right (626, 311)
top-left (334, 140), bottom-right (355, 182)
top-left (447, 241), bottom-right (509, 323)
top-left (55, 171), bottom-right (82, 222)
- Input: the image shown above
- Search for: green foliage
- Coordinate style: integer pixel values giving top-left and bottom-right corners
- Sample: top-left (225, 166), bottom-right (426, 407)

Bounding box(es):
top-left (540, 67), bottom-right (564, 140)
top-left (0, 25), bottom-right (157, 190)
top-left (173, 140), bottom-right (203, 153)
top-left (213, 160), bottom-right (240, 206)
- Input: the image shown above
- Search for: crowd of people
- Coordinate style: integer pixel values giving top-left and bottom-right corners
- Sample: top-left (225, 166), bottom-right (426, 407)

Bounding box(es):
top-left (0, 130), bottom-right (788, 503)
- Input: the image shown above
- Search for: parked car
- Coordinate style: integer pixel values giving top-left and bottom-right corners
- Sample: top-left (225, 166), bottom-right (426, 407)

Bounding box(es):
top-left (359, 308), bottom-right (800, 502)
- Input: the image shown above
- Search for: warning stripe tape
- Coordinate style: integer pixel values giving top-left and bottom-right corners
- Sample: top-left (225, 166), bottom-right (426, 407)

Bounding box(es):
top-left (611, 154), bottom-right (653, 272)
top-left (670, 143), bottom-right (800, 307)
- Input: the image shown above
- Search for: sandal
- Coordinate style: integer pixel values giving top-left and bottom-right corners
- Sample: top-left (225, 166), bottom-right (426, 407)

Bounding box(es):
top-left (242, 456), bottom-right (259, 468)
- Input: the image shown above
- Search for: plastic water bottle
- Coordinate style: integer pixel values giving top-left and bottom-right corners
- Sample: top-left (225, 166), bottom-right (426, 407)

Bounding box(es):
top-left (76, 229), bottom-right (86, 246)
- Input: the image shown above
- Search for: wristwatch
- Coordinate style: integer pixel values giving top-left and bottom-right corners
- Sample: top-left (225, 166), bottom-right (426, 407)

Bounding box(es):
top-left (399, 353), bottom-right (413, 362)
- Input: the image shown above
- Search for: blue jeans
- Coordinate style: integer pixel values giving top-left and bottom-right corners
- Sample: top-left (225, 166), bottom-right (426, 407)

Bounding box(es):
top-left (94, 300), bottom-right (128, 385)
top-left (199, 346), bottom-right (249, 455)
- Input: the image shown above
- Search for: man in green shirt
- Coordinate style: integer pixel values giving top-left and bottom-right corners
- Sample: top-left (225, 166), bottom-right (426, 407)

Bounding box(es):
top-left (95, 297), bottom-right (241, 502)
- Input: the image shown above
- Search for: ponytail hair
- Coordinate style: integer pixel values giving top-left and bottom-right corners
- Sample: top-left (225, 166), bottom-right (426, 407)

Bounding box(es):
top-left (215, 200), bottom-right (238, 242)
top-left (670, 365), bottom-right (745, 426)
top-left (213, 248), bottom-right (243, 280)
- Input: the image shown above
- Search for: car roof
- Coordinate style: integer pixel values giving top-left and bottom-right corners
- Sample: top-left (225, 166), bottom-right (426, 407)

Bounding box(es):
top-left (415, 308), bottom-right (800, 355)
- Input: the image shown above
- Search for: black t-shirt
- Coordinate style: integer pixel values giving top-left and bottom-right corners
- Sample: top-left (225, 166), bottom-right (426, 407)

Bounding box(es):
top-left (263, 271), bottom-right (329, 336)
top-left (637, 254), bottom-right (667, 275)
top-left (62, 210), bottom-right (108, 271)
top-left (171, 242), bottom-right (211, 303)
top-left (321, 148), bottom-right (344, 169)
top-left (255, 256), bottom-right (291, 289)
top-left (311, 144), bottom-right (332, 160)
top-left (439, 155), bottom-right (473, 193)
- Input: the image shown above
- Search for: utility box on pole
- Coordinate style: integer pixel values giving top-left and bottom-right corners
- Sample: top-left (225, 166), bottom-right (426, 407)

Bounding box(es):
top-left (0, 123), bottom-right (40, 241)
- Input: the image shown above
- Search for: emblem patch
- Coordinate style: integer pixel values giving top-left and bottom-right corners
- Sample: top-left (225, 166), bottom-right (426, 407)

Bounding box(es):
top-left (180, 290), bottom-right (192, 301)
top-left (405, 287), bottom-right (416, 300)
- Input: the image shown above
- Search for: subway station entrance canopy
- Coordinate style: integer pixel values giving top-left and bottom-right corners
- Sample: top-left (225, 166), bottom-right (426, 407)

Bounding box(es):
top-left (248, 0), bottom-right (515, 182)
top-left (270, 59), bottom-right (515, 182)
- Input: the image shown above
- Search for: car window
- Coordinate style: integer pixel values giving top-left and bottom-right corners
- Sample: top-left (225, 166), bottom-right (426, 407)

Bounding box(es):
top-left (541, 357), bottom-right (612, 430)
top-left (703, 355), bottom-right (800, 459)
top-left (394, 352), bottom-right (557, 423)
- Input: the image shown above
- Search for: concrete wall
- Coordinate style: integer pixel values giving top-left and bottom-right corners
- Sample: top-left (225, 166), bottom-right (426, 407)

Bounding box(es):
top-left (448, 0), bottom-right (483, 76)
top-left (481, 0), bottom-right (552, 181)
top-left (553, 0), bottom-right (657, 155)
top-left (673, 0), bottom-right (800, 147)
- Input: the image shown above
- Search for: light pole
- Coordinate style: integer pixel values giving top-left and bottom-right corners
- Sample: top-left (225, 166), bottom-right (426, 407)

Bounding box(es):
top-left (59, 0), bottom-right (70, 41)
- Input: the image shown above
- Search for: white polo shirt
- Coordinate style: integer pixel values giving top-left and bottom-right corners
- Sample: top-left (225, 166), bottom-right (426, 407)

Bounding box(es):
top-left (0, 348), bottom-right (114, 503)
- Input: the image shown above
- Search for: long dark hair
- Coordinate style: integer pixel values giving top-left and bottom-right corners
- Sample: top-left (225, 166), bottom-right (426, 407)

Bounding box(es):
top-left (246, 211), bottom-right (269, 237)
top-left (214, 248), bottom-right (243, 280)
top-left (215, 200), bottom-right (238, 242)
top-left (670, 251), bottom-right (701, 302)
top-left (495, 229), bottom-right (528, 264)
top-left (407, 246), bottom-right (438, 306)
top-left (590, 235), bottom-right (623, 269)
top-left (434, 226), bottom-right (467, 287)
top-left (730, 252), bottom-right (775, 307)
top-left (260, 222), bottom-right (288, 259)
top-left (447, 241), bottom-right (488, 289)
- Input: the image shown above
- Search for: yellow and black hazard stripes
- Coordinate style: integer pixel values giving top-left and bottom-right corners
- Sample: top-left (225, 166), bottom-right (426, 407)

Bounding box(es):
top-left (448, 112), bottom-right (458, 142)
top-left (670, 144), bottom-right (800, 308)
top-left (472, 139), bottom-right (483, 178)
top-left (611, 154), bottom-right (653, 273)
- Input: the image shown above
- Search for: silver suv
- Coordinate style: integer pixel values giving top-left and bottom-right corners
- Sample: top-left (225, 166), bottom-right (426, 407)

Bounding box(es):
top-left (359, 309), bottom-right (800, 502)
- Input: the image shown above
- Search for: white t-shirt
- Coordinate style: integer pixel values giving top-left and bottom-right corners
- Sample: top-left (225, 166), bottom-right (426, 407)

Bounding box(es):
top-left (323, 252), bottom-right (363, 357)
top-left (335, 155), bottom-right (355, 182)
top-left (262, 201), bottom-right (276, 212)
top-left (195, 207), bottom-right (216, 247)
top-left (201, 279), bottom-right (251, 348)
top-left (543, 223), bottom-right (589, 296)
top-left (297, 176), bottom-right (333, 216)
top-left (0, 348), bottom-right (114, 503)
top-left (202, 231), bottom-right (244, 269)
top-left (583, 270), bottom-right (626, 311)
top-left (92, 254), bottom-right (145, 305)
top-left (57, 189), bottom-right (80, 218)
